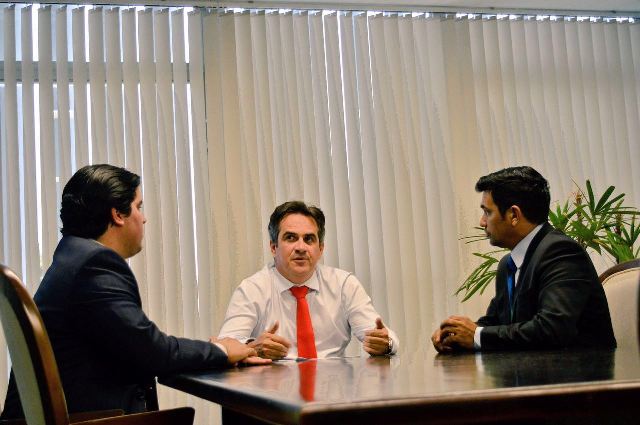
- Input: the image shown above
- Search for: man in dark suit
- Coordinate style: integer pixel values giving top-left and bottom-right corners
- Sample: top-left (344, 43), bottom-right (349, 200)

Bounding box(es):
top-left (1, 164), bottom-right (269, 418)
top-left (431, 166), bottom-right (616, 352)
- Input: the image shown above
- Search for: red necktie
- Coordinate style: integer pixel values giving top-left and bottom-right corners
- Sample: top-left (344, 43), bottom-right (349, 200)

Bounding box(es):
top-left (298, 361), bottom-right (317, 401)
top-left (290, 286), bottom-right (317, 358)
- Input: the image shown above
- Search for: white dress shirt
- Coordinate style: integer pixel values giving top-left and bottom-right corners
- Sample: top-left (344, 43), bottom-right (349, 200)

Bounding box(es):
top-left (474, 224), bottom-right (544, 348)
top-left (218, 262), bottom-right (399, 358)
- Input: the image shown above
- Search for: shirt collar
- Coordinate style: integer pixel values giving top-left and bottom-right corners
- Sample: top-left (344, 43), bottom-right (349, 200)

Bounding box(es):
top-left (510, 223), bottom-right (544, 268)
top-left (270, 262), bottom-right (320, 294)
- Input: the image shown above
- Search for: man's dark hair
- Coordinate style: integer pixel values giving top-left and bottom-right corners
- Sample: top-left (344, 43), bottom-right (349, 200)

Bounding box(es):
top-left (60, 164), bottom-right (141, 239)
top-left (268, 201), bottom-right (325, 244)
top-left (475, 166), bottom-right (550, 224)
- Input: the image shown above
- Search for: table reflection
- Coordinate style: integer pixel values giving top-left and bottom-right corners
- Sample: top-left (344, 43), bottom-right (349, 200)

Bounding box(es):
top-left (429, 348), bottom-right (617, 390)
top-left (477, 349), bottom-right (615, 387)
top-left (215, 347), bottom-right (637, 403)
top-left (297, 360), bottom-right (316, 401)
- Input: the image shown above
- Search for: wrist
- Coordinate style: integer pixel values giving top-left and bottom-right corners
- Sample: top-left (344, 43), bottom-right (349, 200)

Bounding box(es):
top-left (213, 342), bottom-right (228, 355)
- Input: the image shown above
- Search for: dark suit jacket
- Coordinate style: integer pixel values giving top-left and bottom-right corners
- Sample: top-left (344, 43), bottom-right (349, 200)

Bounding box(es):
top-left (477, 223), bottom-right (616, 350)
top-left (2, 236), bottom-right (227, 417)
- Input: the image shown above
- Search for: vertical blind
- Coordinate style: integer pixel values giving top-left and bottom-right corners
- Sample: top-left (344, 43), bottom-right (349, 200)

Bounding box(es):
top-left (0, 4), bottom-right (638, 424)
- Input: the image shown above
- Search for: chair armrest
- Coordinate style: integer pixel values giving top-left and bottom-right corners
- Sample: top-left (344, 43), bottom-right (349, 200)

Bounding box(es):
top-left (70, 409), bottom-right (124, 422)
top-left (0, 419), bottom-right (27, 425)
top-left (0, 409), bottom-right (126, 425)
top-left (72, 407), bottom-right (194, 425)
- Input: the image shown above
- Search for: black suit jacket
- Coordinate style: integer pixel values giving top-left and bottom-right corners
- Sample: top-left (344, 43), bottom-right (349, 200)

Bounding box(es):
top-left (477, 223), bottom-right (616, 350)
top-left (2, 236), bottom-right (227, 417)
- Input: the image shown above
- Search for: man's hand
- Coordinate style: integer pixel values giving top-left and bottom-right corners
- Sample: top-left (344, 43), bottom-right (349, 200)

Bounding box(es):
top-left (247, 321), bottom-right (292, 360)
top-left (239, 355), bottom-right (273, 366)
top-left (213, 337), bottom-right (272, 366)
top-left (364, 318), bottom-right (391, 356)
top-left (431, 327), bottom-right (453, 353)
top-left (438, 315), bottom-right (477, 351)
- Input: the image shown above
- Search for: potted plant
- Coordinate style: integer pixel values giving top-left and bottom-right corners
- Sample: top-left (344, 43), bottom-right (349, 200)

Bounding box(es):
top-left (456, 181), bottom-right (640, 301)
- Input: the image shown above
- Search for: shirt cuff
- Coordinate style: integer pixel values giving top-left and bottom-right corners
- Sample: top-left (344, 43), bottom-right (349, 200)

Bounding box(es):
top-left (219, 334), bottom-right (251, 344)
top-left (473, 326), bottom-right (483, 350)
top-left (213, 342), bottom-right (228, 355)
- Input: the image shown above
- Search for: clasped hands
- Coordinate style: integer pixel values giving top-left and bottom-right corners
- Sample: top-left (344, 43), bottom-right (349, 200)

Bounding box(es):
top-left (431, 315), bottom-right (477, 353)
top-left (247, 318), bottom-right (393, 360)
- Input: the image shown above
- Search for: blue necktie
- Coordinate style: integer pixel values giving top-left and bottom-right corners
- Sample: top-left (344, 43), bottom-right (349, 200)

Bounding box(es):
top-left (506, 255), bottom-right (517, 316)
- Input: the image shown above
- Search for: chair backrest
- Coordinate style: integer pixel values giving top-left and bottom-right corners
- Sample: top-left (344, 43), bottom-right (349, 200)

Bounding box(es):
top-left (599, 259), bottom-right (640, 348)
top-left (0, 264), bottom-right (69, 425)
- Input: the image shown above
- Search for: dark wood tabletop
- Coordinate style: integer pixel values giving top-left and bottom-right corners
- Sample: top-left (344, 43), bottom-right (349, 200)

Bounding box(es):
top-left (159, 344), bottom-right (640, 424)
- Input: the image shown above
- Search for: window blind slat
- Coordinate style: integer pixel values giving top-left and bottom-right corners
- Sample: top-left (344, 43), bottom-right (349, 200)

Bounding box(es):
top-left (203, 10), bottom-right (232, 326)
top-left (325, 13), bottom-right (354, 272)
top-left (72, 6), bottom-right (89, 167)
top-left (138, 8), bottom-right (165, 328)
top-left (56, 6), bottom-right (73, 185)
top-left (89, 7), bottom-right (107, 163)
top-left (187, 9), bottom-right (214, 339)
top-left (38, 6), bottom-right (57, 266)
top-left (3, 7), bottom-right (22, 277)
top-left (171, 9), bottom-right (197, 341)
top-left (105, 7), bottom-right (124, 165)
top-left (155, 9), bottom-right (182, 337)
top-left (21, 6), bottom-right (41, 291)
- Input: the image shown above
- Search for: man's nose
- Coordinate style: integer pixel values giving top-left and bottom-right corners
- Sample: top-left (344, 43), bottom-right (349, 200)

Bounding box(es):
top-left (479, 216), bottom-right (486, 227)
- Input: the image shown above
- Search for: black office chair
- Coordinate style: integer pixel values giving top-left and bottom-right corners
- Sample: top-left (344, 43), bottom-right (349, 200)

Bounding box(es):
top-left (0, 263), bottom-right (193, 425)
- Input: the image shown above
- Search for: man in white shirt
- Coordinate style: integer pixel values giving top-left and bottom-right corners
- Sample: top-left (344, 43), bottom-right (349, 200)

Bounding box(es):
top-left (218, 201), bottom-right (399, 359)
top-left (431, 166), bottom-right (616, 352)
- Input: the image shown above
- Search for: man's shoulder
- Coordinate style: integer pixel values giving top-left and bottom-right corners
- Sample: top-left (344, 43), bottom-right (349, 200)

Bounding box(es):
top-left (36, 237), bottom-right (130, 302)
top-left (527, 225), bottom-right (594, 272)
top-left (58, 236), bottom-right (128, 270)
top-left (537, 226), bottom-right (584, 253)
top-left (316, 264), bottom-right (357, 289)
top-left (43, 236), bottom-right (134, 291)
top-left (58, 235), bottom-right (111, 258)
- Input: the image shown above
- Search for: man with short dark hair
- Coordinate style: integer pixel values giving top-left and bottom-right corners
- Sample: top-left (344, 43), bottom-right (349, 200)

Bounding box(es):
top-left (1, 164), bottom-right (268, 418)
top-left (219, 200), bottom-right (399, 359)
top-left (432, 166), bottom-right (616, 352)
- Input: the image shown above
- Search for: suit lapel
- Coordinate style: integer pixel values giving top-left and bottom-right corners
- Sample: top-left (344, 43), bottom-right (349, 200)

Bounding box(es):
top-left (518, 222), bottom-right (552, 276)
top-left (510, 222), bottom-right (553, 321)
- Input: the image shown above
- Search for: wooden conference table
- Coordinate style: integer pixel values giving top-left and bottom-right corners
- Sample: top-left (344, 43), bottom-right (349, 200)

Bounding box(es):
top-left (159, 344), bottom-right (640, 424)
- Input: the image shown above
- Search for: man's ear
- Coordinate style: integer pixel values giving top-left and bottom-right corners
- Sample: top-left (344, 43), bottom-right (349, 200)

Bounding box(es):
top-left (509, 205), bottom-right (522, 226)
top-left (270, 240), bottom-right (277, 255)
top-left (111, 207), bottom-right (125, 227)
top-left (319, 242), bottom-right (324, 254)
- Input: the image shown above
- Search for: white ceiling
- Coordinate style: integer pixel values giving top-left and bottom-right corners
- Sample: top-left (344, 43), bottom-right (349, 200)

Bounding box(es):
top-left (246, 0), bottom-right (640, 13)
top-left (8, 1), bottom-right (640, 14)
